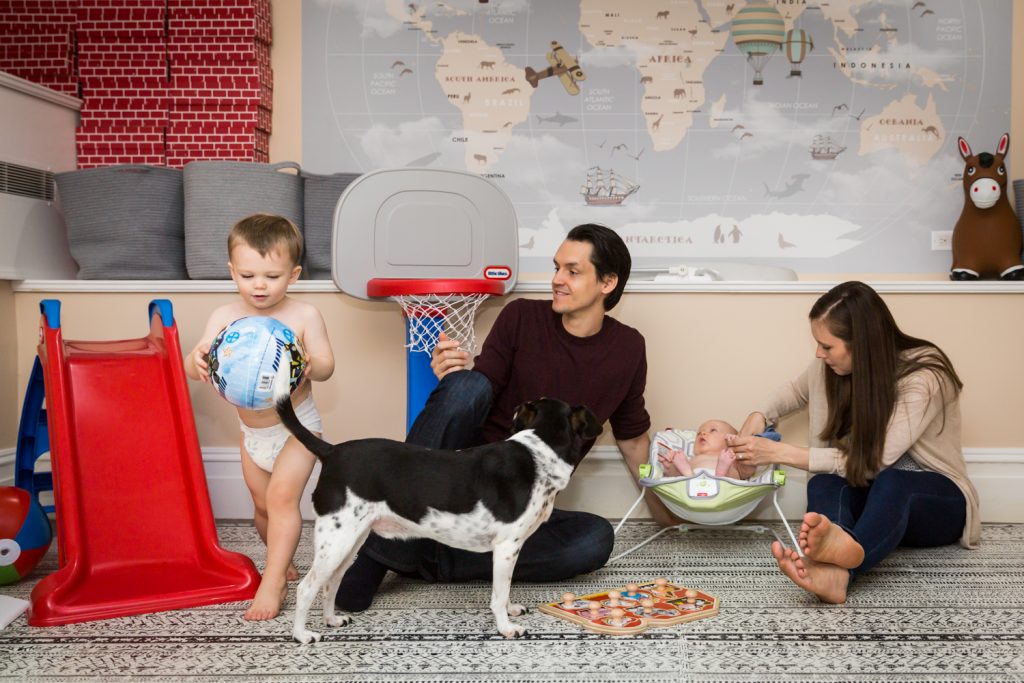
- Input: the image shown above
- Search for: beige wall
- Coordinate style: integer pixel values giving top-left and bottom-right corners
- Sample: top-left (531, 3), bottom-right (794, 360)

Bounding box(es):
top-left (4, 1), bottom-right (1024, 462)
top-left (11, 288), bottom-right (1024, 453)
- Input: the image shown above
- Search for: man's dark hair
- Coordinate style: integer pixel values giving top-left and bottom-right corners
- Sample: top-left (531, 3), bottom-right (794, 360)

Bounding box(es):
top-left (565, 223), bottom-right (631, 310)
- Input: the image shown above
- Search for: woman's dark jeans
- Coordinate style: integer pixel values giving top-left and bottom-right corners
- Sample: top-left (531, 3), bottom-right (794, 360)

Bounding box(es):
top-left (806, 468), bottom-right (966, 579)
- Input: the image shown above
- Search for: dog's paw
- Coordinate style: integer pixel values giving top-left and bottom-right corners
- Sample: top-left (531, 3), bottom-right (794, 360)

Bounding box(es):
top-left (326, 614), bottom-right (352, 628)
top-left (507, 603), bottom-right (528, 617)
top-left (293, 628), bottom-right (323, 645)
top-left (499, 623), bottom-right (527, 639)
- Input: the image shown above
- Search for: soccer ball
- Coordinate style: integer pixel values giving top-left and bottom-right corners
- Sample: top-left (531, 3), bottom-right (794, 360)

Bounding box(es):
top-left (207, 316), bottom-right (306, 410)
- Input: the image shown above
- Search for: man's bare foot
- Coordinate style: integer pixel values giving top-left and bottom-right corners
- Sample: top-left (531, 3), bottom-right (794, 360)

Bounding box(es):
top-left (286, 564), bottom-right (300, 582)
top-left (244, 576), bottom-right (288, 621)
top-left (799, 512), bottom-right (865, 569)
top-left (771, 541), bottom-right (849, 604)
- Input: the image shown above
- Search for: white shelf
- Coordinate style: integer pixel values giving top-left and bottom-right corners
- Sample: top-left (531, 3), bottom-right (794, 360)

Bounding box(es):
top-left (12, 279), bottom-right (1024, 294)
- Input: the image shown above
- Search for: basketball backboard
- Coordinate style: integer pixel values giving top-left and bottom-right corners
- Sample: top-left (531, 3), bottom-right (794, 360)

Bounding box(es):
top-left (332, 168), bottom-right (519, 299)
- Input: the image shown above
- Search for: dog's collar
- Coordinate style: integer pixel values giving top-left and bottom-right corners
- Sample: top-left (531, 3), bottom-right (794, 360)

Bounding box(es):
top-left (508, 430), bottom-right (574, 486)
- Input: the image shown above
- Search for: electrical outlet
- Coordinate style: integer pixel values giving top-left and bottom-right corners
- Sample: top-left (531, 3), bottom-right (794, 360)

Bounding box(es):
top-left (931, 230), bottom-right (953, 250)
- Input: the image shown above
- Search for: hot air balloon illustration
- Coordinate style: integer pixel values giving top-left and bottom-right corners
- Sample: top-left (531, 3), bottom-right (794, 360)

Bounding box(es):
top-left (783, 28), bottom-right (814, 77)
top-left (731, 1), bottom-right (785, 86)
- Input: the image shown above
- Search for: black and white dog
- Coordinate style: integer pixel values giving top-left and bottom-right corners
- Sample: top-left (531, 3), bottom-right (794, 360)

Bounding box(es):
top-left (272, 364), bottom-right (602, 643)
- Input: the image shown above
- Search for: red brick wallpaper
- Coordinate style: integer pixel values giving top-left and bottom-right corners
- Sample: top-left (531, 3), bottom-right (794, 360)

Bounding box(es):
top-left (0, 0), bottom-right (273, 168)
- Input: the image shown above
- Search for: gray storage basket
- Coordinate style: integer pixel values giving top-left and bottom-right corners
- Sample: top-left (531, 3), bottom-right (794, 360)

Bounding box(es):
top-left (55, 165), bottom-right (186, 280)
top-left (183, 161), bottom-right (303, 279)
top-left (302, 171), bottom-right (360, 279)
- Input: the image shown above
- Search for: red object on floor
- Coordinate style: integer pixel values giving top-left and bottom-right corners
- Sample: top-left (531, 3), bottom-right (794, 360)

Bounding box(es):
top-left (28, 300), bottom-right (260, 627)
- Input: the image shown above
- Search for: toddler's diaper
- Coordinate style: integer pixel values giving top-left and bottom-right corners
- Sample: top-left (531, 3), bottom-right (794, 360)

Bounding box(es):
top-left (240, 397), bottom-right (323, 472)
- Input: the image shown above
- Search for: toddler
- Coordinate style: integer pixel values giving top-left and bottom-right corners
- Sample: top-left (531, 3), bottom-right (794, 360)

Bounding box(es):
top-left (185, 214), bottom-right (335, 621)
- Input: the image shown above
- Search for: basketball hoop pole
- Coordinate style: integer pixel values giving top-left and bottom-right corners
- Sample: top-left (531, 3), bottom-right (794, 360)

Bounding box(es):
top-left (367, 278), bottom-right (506, 432)
top-left (405, 309), bottom-right (444, 432)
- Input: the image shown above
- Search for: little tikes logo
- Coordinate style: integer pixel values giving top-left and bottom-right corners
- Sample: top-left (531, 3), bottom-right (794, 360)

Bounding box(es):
top-left (484, 265), bottom-right (512, 280)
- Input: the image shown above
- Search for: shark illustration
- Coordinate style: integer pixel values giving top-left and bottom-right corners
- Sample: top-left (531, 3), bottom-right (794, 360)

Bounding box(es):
top-left (764, 174), bottom-right (811, 199)
top-left (535, 111), bottom-right (578, 127)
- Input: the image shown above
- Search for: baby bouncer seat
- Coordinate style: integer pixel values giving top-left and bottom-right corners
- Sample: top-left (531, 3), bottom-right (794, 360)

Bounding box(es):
top-left (609, 428), bottom-right (803, 562)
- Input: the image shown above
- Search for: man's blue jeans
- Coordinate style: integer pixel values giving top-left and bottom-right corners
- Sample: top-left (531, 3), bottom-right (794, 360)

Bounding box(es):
top-left (359, 370), bottom-right (614, 582)
top-left (806, 468), bottom-right (966, 579)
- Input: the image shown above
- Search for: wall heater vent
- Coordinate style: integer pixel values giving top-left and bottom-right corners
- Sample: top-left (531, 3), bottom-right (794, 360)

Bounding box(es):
top-left (0, 160), bottom-right (54, 202)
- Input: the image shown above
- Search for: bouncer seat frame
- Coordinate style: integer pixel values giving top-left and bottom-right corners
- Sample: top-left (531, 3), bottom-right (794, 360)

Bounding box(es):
top-left (609, 428), bottom-right (802, 563)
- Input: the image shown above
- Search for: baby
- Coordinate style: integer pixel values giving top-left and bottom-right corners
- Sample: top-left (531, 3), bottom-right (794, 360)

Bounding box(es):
top-left (656, 419), bottom-right (756, 480)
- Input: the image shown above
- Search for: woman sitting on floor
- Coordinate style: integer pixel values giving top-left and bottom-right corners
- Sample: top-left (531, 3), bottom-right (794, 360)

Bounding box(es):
top-left (726, 281), bottom-right (980, 603)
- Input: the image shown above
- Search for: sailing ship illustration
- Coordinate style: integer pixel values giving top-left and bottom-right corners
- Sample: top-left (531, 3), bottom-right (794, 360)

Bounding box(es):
top-left (810, 134), bottom-right (846, 160)
top-left (580, 167), bottom-right (639, 205)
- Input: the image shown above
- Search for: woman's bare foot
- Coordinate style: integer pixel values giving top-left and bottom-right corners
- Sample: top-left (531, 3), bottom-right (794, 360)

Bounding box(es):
top-left (772, 541), bottom-right (849, 604)
top-left (799, 512), bottom-right (865, 569)
top-left (244, 576), bottom-right (288, 621)
top-left (286, 564), bottom-right (300, 582)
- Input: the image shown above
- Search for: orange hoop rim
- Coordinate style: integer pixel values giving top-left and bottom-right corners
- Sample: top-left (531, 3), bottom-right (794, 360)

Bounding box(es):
top-left (366, 278), bottom-right (506, 298)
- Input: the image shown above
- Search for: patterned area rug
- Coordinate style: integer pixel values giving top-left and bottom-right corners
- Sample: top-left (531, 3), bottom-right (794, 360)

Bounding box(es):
top-left (2, 521), bottom-right (1023, 682)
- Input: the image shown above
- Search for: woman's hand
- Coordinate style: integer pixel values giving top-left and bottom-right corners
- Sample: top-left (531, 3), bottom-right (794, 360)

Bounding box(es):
top-left (430, 331), bottom-right (470, 380)
top-left (725, 433), bottom-right (785, 468)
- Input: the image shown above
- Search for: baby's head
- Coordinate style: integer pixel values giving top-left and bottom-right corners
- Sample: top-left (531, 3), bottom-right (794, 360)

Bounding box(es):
top-left (227, 215), bottom-right (304, 308)
top-left (227, 214), bottom-right (303, 269)
top-left (693, 419), bottom-right (737, 455)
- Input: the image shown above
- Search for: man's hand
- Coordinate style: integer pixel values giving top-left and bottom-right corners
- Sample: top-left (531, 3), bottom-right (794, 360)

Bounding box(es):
top-left (430, 331), bottom-right (471, 380)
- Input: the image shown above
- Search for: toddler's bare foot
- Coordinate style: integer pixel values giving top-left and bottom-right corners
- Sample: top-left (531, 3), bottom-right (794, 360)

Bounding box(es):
top-left (286, 564), bottom-right (300, 582)
top-left (799, 512), bottom-right (865, 569)
top-left (244, 576), bottom-right (288, 621)
top-left (771, 541), bottom-right (849, 604)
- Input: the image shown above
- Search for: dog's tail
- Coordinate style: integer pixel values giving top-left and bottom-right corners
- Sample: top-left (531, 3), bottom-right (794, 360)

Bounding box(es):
top-left (273, 359), bottom-right (332, 460)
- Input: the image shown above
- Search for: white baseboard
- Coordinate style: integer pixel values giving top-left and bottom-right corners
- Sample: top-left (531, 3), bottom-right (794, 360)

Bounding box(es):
top-left (2, 446), bottom-right (1023, 523)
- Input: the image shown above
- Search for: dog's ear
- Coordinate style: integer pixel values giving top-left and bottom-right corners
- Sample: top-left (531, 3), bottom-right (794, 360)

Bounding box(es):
top-left (571, 405), bottom-right (602, 440)
top-left (512, 400), bottom-right (538, 432)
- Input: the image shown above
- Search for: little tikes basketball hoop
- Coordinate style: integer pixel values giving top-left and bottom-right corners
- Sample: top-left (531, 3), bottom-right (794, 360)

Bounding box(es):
top-left (367, 278), bottom-right (506, 428)
top-left (333, 168), bottom-right (518, 430)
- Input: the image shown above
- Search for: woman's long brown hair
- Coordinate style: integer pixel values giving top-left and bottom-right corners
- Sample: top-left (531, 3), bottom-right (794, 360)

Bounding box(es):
top-left (810, 282), bottom-right (963, 486)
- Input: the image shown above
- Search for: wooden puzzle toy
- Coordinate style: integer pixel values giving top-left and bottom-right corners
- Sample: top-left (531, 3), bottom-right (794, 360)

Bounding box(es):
top-left (539, 578), bottom-right (718, 635)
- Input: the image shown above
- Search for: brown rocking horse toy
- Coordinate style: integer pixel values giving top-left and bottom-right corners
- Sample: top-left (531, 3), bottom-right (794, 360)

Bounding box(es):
top-left (950, 133), bottom-right (1024, 280)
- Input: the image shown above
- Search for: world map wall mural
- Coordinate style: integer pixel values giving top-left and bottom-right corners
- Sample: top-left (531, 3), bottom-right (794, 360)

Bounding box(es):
top-left (302, 0), bottom-right (1013, 276)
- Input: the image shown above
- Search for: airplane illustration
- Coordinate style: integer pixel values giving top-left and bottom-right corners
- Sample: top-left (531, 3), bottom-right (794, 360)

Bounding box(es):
top-left (524, 40), bottom-right (586, 95)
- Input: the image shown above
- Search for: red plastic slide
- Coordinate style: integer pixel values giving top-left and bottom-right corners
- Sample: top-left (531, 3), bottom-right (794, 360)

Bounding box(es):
top-left (29, 300), bottom-right (260, 626)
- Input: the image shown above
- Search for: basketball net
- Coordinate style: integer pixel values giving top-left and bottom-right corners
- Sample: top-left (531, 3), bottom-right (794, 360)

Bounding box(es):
top-left (391, 292), bottom-right (490, 355)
